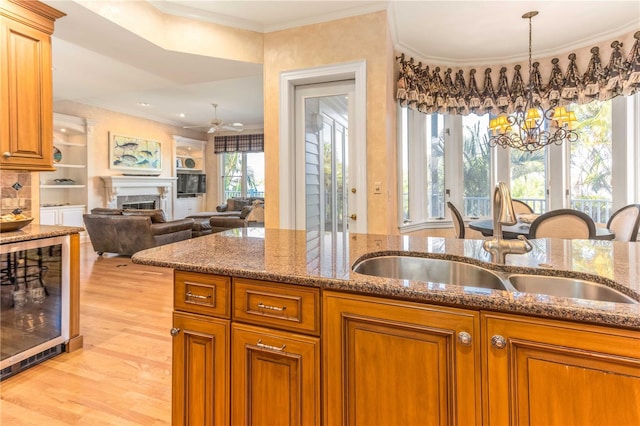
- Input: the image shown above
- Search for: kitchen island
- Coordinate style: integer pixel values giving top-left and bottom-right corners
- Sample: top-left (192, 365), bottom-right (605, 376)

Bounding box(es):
top-left (132, 228), bottom-right (640, 425)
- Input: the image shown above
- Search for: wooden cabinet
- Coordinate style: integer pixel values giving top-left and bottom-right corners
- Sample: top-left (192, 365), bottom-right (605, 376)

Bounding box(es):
top-left (232, 278), bottom-right (321, 425)
top-left (231, 323), bottom-right (321, 426)
top-left (323, 291), bottom-right (481, 426)
top-left (0, 0), bottom-right (64, 171)
top-left (482, 312), bottom-right (640, 425)
top-left (172, 271), bottom-right (231, 426)
top-left (172, 312), bottom-right (230, 426)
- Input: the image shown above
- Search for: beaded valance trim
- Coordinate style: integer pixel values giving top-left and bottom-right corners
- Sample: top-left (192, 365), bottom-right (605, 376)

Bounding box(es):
top-left (396, 31), bottom-right (640, 116)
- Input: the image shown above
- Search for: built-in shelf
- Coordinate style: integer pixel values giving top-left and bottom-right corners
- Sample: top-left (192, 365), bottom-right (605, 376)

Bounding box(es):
top-left (41, 112), bottom-right (96, 216)
top-left (55, 141), bottom-right (85, 147)
top-left (41, 185), bottom-right (87, 189)
top-left (173, 136), bottom-right (207, 219)
top-left (54, 164), bottom-right (86, 169)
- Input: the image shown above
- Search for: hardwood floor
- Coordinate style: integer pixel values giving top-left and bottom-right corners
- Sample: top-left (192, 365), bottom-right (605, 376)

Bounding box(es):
top-left (0, 242), bottom-right (173, 425)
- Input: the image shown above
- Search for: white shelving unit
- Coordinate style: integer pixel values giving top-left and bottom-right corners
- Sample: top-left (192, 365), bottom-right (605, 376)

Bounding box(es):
top-left (173, 136), bottom-right (207, 219)
top-left (40, 113), bottom-right (95, 228)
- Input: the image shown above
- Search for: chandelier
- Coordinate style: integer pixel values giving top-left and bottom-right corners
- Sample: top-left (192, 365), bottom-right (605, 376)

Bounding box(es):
top-left (487, 11), bottom-right (579, 152)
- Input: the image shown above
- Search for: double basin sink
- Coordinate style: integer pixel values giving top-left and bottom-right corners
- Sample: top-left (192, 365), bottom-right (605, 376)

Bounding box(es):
top-left (352, 255), bottom-right (638, 304)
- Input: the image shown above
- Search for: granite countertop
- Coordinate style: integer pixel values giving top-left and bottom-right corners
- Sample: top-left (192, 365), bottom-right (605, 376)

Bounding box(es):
top-left (0, 224), bottom-right (84, 244)
top-left (132, 228), bottom-right (640, 330)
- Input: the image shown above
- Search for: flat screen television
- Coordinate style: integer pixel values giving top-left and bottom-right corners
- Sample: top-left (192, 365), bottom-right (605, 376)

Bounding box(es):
top-left (177, 173), bottom-right (206, 194)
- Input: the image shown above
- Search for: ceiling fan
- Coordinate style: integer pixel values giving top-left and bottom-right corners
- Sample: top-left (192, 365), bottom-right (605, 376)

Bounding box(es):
top-left (184, 103), bottom-right (244, 134)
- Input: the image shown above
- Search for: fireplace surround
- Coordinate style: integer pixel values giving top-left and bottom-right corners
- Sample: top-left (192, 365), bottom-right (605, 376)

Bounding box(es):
top-left (99, 176), bottom-right (177, 218)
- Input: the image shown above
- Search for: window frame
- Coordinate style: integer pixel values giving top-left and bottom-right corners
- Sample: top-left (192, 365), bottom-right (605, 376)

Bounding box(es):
top-left (397, 93), bottom-right (639, 232)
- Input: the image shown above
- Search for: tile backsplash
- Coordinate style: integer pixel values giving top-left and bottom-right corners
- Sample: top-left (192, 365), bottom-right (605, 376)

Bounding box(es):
top-left (0, 172), bottom-right (32, 216)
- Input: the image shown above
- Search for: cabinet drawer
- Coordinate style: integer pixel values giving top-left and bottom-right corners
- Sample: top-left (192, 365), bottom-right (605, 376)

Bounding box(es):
top-left (233, 278), bottom-right (320, 335)
top-left (174, 271), bottom-right (230, 318)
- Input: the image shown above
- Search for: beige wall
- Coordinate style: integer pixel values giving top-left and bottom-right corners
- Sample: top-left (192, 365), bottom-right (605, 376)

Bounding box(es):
top-left (263, 10), bottom-right (398, 234)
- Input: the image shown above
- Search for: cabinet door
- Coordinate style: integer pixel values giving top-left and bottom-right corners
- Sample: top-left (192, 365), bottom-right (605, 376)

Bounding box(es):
top-left (232, 323), bottom-right (321, 426)
top-left (59, 206), bottom-right (85, 227)
top-left (0, 15), bottom-right (54, 171)
top-left (483, 312), bottom-right (640, 426)
top-left (172, 312), bottom-right (230, 426)
top-left (39, 208), bottom-right (57, 225)
top-left (324, 291), bottom-right (481, 426)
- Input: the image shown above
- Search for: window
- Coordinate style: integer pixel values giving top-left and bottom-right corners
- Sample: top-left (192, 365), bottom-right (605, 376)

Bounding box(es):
top-left (510, 147), bottom-right (547, 213)
top-left (568, 100), bottom-right (612, 222)
top-left (220, 152), bottom-right (265, 201)
top-left (462, 114), bottom-right (491, 217)
top-left (398, 108), bottom-right (445, 228)
top-left (398, 93), bottom-right (639, 231)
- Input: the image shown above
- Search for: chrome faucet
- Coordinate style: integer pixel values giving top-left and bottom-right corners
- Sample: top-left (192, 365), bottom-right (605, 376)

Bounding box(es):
top-left (482, 182), bottom-right (533, 263)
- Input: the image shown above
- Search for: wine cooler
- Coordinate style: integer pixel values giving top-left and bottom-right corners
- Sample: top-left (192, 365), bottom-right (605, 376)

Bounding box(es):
top-left (0, 236), bottom-right (70, 380)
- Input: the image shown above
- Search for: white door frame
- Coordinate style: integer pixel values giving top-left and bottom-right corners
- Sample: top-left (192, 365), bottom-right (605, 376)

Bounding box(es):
top-left (279, 61), bottom-right (367, 232)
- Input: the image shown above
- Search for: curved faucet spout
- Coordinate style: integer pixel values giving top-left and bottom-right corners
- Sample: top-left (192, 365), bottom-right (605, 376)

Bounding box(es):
top-left (483, 182), bottom-right (531, 263)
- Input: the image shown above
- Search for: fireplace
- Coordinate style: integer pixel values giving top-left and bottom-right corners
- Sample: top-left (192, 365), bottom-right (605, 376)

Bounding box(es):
top-left (121, 200), bottom-right (157, 210)
top-left (99, 176), bottom-right (177, 218)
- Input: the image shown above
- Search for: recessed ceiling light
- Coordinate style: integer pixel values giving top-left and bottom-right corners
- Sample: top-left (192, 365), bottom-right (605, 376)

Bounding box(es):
top-left (139, 102), bottom-right (150, 107)
top-left (60, 128), bottom-right (67, 133)
top-left (179, 113), bottom-right (185, 118)
top-left (231, 122), bottom-right (243, 127)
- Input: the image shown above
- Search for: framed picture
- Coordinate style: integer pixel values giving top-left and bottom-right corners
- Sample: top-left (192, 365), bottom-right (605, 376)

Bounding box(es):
top-left (109, 133), bottom-right (162, 174)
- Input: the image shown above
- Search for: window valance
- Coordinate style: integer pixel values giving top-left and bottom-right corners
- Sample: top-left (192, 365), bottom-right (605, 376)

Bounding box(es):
top-left (396, 31), bottom-right (640, 116)
top-left (214, 133), bottom-right (264, 154)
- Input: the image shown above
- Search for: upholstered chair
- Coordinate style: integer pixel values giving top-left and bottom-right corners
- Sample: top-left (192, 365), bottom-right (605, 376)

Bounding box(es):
top-left (512, 199), bottom-right (535, 215)
top-left (606, 204), bottom-right (640, 242)
top-left (529, 209), bottom-right (596, 239)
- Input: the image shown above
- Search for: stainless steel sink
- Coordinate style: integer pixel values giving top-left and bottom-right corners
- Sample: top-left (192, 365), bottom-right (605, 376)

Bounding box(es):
top-left (352, 256), bottom-right (507, 290)
top-left (507, 274), bottom-right (639, 304)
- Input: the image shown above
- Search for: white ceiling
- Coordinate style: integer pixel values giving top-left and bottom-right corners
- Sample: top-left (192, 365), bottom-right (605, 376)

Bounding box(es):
top-left (44, 0), bottom-right (639, 131)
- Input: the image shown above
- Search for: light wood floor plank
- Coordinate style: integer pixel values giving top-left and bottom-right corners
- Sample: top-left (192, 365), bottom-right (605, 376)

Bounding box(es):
top-left (0, 243), bottom-right (173, 425)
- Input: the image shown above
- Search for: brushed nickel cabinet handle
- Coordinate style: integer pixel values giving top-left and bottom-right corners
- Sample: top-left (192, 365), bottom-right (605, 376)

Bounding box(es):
top-left (186, 291), bottom-right (210, 300)
top-left (170, 327), bottom-right (180, 337)
top-left (491, 335), bottom-right (507, 349)
top-left (257, 302), bottom-right (286, 312)
top-left (256, 339), bottom-right (286, 352)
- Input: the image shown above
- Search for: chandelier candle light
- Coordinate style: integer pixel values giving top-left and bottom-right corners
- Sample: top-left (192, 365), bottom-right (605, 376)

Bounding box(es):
top-left (487, 11), bottom-right (579, 152)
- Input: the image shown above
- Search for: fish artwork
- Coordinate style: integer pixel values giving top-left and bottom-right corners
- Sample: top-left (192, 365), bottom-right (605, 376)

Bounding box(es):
top-left (115, 141), bottom-right (139, 150)
top-left (118, 154), bottom-right (138, 164)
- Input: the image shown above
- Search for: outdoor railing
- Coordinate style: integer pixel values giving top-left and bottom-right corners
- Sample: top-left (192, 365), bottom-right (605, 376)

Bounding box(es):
top-left (223, 190), bottom-right (265, 200)
top-left (463, 196), bottom-right (611, 223)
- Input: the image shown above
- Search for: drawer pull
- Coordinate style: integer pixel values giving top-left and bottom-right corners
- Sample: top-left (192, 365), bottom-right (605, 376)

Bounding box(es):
top-left (256, 339), bottom-right (286, 352)
top-left (186, 291), bottom-right (210, 300)
top-left (257, 302), bottom-right (286, 312)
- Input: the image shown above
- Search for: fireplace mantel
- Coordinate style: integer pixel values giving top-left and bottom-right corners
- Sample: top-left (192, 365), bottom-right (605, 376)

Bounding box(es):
top-left (99, 176), bottom-right (177, 214)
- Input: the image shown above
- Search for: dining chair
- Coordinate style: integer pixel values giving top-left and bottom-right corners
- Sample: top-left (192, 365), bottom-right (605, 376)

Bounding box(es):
top-left (529, 209), bottom-right (596, 239)
top-left (512, 199), bottom-right (535, 215)
top-left (606, 204), bottom-right (640, 242)
top-left (447, 202), bottom-right (465, 239)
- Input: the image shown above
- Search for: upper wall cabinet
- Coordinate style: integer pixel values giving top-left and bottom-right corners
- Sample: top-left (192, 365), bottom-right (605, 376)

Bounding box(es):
top-left (0, 0), bottom-right (65, 171)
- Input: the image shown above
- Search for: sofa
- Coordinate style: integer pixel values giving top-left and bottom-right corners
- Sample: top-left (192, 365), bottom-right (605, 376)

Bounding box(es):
top-left (187, 197), bottom-right (264, 234)
top-left (83, 208), bottom-right (194, 256)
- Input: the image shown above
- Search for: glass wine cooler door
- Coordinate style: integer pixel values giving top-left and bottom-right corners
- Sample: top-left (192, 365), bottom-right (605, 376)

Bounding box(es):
top-left (0, 236), bottom-right (70, 380)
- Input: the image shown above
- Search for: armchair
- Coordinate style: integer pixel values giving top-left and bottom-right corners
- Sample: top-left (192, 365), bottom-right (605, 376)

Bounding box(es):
top-left (83, 208), bottom-right (194, 256)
